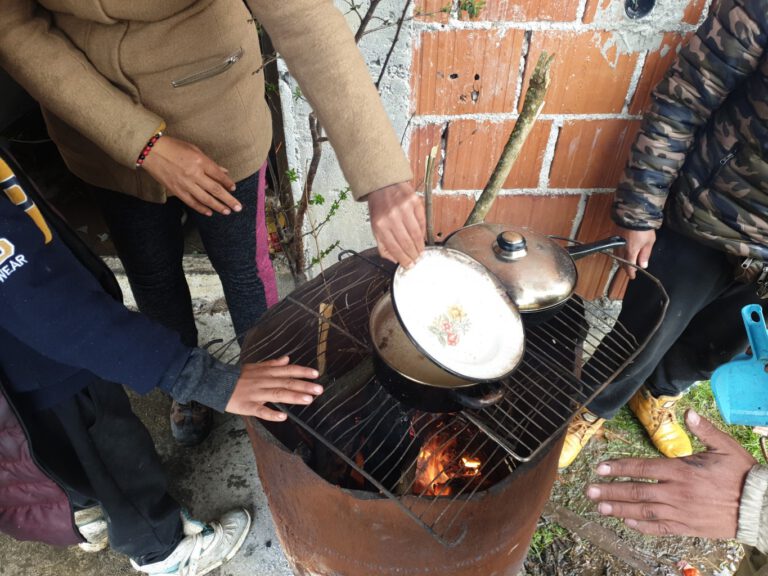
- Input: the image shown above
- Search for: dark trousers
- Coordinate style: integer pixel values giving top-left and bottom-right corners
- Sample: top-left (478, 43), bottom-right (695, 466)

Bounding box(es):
top-left (588, 224), bottom-right (766, 419)
top-left (18, 380), bottom-right (181, 565)
top-left (92, 172), bottom-right (268, 347)
top-left (736, 546), bottom-right (768, 575)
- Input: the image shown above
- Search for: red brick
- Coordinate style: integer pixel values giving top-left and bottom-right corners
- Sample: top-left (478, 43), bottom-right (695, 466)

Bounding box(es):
top-left (522, 31), bottom-right (638, 114)
top-left (582, 0), bottom-right (613, 24)
top-left (413, 0), bottom-right (451, 23)
top-left (413, 29), bottom-right (526, 115)
top-left (684, 0), bottom-right (711, 24)
top-left (430, 195), bottom-right (476, 241)
top-left (430, 194), bottom-right (580, 241)
top-left (549, 119), bottom-right (642, 188)
top-left (473, 0), bottom-right (581, 21)
top-left (409, 124), bottom-right (444, 192)
top-left (574, 193), bottom-right (625, 299)
top-left (442, 120), bottom-right (551, 190)
top-left (629, 32), bottom-right (692, 114)
top-left (484, 194), bottom-right (581, 236)
top-left (607, 269), bottom-right (630, 299)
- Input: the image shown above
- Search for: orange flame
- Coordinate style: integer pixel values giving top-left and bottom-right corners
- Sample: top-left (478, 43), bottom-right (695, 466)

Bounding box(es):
top-left (413, 436), bottom-right (482, 496)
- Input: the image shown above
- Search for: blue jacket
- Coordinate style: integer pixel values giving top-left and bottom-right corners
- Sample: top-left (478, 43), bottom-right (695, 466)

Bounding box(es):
top-left (0, 151), bottom-right (191, 409)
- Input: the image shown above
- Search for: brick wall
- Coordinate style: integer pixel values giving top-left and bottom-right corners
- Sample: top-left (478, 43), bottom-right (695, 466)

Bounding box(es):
top-left (408, 0), bottom-right (709, 299)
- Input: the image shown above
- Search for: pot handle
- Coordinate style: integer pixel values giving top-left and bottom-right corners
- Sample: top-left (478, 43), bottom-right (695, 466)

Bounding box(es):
top-left (449, 382), bottom-right (505, 410)
top-left (566, 236), bottom-right (626, 261)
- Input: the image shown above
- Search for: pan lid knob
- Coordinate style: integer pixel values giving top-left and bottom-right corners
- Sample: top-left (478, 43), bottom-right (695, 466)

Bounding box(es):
top-left (494, 231), bottom-right (527, 260)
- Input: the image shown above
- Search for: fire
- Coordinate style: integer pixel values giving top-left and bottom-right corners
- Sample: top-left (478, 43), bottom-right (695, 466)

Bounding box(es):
top-left (413, 435), bottom-right (482, 496)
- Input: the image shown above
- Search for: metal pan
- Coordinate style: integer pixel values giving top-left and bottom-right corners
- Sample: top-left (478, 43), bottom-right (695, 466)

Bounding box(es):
top-left (369, 293), bottom-right (506, 413)
top-left (445, 223), bottom-right (625, 321)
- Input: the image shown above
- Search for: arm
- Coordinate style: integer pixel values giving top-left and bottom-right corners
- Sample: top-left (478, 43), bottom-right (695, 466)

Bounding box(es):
top-left (613, 0), bottom-right (768, 232)
top-left (0, 0), bottom-right (239, 215)
top-left (585, 410), bottom-right (757, 541)
top-left (0, 0), bottom-right (162, 170)
top-left (163, 351), bottom-right (322, 422)
top-left (613, 0), bottom-right (768, 276)
top-left (246, 0), bottom-right (425, 266)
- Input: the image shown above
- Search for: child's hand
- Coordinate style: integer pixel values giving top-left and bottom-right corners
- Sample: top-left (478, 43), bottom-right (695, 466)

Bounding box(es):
top-left (225, 356), bottom-right (322, 421)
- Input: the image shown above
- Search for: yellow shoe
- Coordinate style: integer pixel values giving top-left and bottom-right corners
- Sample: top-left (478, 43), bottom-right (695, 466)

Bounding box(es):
top-left (558, 407), bottom-right (606, 469)
top-left (628, 385), bottom-right (692, 458)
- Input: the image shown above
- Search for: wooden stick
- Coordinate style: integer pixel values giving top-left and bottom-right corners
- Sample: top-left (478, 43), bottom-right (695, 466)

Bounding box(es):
top-left (464, 52), bottom-right (554, 226)
top-left (424, 145), bottom-right (438, 245)
top-left (316, 302), bottom-right (334, 376)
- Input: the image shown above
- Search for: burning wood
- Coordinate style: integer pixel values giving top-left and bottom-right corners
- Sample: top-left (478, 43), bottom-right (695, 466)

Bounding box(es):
top-left (413, 434), bottom-right (484, 497)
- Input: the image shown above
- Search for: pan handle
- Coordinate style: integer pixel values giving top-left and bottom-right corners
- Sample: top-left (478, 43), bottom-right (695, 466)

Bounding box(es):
top-left (449, 382), bottom-right (505, 410)
top-left (566, 236), bottom-right (626, 261)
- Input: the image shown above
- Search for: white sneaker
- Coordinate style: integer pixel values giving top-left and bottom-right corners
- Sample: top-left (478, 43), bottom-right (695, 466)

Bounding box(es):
top-left (74, 506), bottom-right (109, 553)
top-left (131, 508), bottom-right (251, 576)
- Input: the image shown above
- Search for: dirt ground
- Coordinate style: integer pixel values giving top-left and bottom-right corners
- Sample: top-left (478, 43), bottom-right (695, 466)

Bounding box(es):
top-left (522, 405), bottom-right (746, 576)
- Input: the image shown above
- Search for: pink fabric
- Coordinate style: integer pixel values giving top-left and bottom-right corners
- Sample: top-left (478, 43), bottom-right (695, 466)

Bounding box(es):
top-left (0, 388), bottom-right (81, 547)
top-left (255, 162), bottom-right (279, 307)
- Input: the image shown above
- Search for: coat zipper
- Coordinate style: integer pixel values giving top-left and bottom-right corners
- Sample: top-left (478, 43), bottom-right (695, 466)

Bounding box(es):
top-left (692, 142), bottom-right (740, 198)
top-left (171, 47), bottom-right (244, 88)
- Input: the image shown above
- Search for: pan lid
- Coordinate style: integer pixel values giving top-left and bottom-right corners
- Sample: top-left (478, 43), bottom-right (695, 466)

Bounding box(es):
top-left (391, 246), bottom-right (524, 382)
top-left (444, 223), bottom-right (577, 312)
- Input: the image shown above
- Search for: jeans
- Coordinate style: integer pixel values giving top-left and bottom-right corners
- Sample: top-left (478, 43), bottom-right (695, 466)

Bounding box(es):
top-left (18, 379), bottom-right (182, 564)
top-left (587, 224), bottom-right (766, 419)
top-left (92, 172), bottom-right (269, 347)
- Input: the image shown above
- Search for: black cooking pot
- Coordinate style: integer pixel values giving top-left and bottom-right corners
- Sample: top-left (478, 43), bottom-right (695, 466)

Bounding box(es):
top-left (445, 224), bottom-right (625, 322)
top-left (369, 293), bottom-right (509, 413)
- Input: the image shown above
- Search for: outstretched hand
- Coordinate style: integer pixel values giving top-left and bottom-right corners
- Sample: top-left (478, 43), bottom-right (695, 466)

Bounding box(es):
top-left (225, 356), bottom-right (323, 422)
top-left (141, 135), bottom-right (242, 217)
top-left (617, 228), bottom-right (656, 280)
top-left (367, 182), bottom-right (426, 269)
top-left (586, 409), bottom-right (756, 540)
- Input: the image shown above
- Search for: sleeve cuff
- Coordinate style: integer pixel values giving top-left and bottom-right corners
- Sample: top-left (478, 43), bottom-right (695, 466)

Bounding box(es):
top-left (738, 465), bottom-right (768, 552)
top-left (160, 348), bottom-right (239, 413)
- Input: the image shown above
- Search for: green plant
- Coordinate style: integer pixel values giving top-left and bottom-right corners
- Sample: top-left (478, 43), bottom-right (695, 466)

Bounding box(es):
top-left (458, 0), bottom-right (485, 18)
top-left (529, 520), bottom-right (568, 560)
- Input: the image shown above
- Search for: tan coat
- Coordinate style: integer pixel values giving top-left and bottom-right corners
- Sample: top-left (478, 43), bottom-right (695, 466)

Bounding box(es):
top-left (0, 0), bottom-right (412, 202)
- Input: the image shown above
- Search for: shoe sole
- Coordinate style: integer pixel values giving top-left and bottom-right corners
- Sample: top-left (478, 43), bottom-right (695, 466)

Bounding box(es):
top-left (197, 509), bottom-right (252, 576)
top-left (78, 540), bottom-right (109, 553)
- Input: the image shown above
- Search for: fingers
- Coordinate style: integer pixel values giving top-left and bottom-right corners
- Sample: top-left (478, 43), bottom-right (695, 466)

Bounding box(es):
top-left (622, 518), bottom-right (692, 537)
top-left (249, 404), bottom-right (290, 422)
top-left (592, 499), bottom-right (680, 525)
top-left (637, 240), bottom-right (653, 270)
top-left (257, 356), bottom-right (291, 367)
top-left (586, 479), bottom-right (670, 506)
top-left (172, 189), bottom-right (213, 216)
top-left (245, 381), bottom-right (323, 406)
top-left (367, 183), bottom-right (426, 268)
top-left (190, 183), bottom-right (231, 215)
top-left (622, 242), bottom-right (640, 280)
top-left (685, 409), bottom-right (744, 453)
top-left (595, 457), bottom-right (680, 483)
top-left (199, 174), bottom-right (242, 214)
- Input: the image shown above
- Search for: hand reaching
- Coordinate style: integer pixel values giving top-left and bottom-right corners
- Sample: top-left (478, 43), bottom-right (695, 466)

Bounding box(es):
top-left (617, 229), bottom-right (656, 280)
top-left (586, 409), bottom-right (756, 539)
top-left (225, 356), bottom-right (323, 422)
top-left (367, 182), bottom-right (426, 268)
top-left (141, 135), bottom-right (242, 216)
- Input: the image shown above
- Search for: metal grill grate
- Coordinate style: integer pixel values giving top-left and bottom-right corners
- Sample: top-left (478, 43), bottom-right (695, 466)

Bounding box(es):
top-left (239, 247), bottom-right (668, 545)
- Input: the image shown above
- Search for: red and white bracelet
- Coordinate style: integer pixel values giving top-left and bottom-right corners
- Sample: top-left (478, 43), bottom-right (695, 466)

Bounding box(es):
top-left (135, 130), bottom-right (164, 168)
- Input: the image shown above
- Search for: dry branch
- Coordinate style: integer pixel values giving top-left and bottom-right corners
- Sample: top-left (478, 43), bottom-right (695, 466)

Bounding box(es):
top-left (464, 52), bottom-right (554, 226)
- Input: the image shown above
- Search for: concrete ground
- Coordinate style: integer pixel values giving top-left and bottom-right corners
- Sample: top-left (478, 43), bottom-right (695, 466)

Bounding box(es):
top-left (0, 257), bottom-right (294, 576)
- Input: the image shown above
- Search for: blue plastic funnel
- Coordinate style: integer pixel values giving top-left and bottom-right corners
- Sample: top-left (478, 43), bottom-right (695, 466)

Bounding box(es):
top-left (711, 304), bottom-right (768, 426)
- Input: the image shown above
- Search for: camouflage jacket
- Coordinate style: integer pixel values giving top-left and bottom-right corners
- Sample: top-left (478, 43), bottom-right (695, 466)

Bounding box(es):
top-left (612, 0), bottom-right (768, 260)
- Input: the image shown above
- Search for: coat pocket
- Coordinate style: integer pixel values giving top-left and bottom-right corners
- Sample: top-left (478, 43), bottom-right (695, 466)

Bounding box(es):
top-left (171, 47), bottom-right (245, 88)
